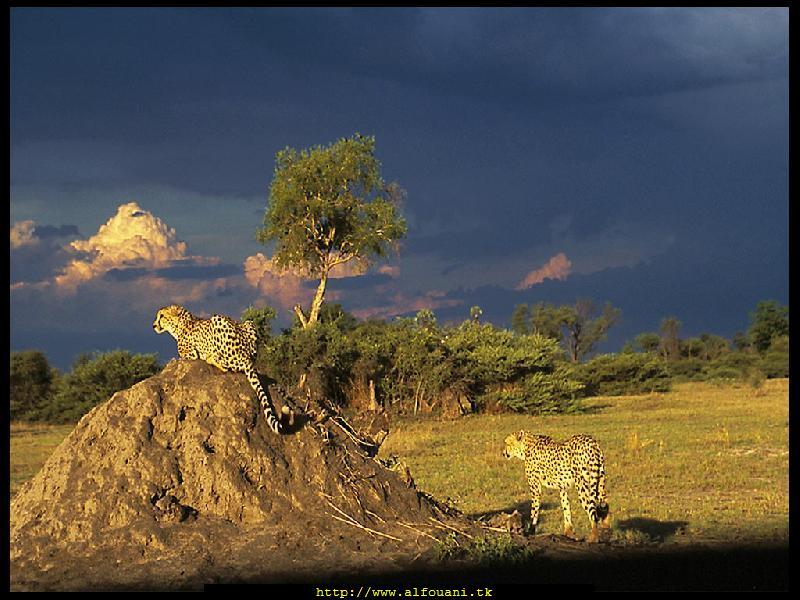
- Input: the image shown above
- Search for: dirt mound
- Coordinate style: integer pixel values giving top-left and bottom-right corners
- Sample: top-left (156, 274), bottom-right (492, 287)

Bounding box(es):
top-left (10, 360), bottom-right (475, 591)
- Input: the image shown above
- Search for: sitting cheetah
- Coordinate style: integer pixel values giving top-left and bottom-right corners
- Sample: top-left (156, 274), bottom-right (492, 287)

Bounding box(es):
top-left (153, 305), bottom-right (283, 434)
top-left (503, 430), bottom-right (610, 542)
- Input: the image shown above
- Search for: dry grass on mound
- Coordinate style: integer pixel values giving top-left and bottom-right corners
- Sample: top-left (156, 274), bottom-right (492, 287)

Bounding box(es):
top-left (10, 360), bottom-right (475, 591)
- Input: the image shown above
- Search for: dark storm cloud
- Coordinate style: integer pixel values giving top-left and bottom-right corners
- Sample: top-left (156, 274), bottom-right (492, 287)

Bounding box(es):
top-left (9, 221), bottom-right (79, 284)
top-left (253, 8), bottom-right (788, 104)
top-left (103, 268), bottom-right (150, 282)
top-left (431, 239), bottom-right (789, 353)
top-left (10, 7), bottom-right (787, 266)
top-left (31, 224), bottom-right (80, 240)
top-left (154, 263), bottom-right (240, 281)
top-left (9, 8), bottom-right (789, 367)
top-left (326, 273), bottom-right (394, 292)
top-left (13, 8), bottom-right (787, 115)
top-left (11, 8), bottom-right (787, 190)
top-left (104, 263), bottom-right (240, 282)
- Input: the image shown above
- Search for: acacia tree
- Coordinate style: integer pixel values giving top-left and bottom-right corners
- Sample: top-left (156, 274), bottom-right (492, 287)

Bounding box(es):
top-left (634, 332), bottom-right (661, 354)
top-left (747, 300), bottom-right (789, 353)
top-left (257, 134), bottom-right (407, 329)
top-left (561, 299), bottom-right (621, 363)
top-left (522, 300), bottom-right (620, 362)
top-left (530, 302), bottom-right (568, 341)
top-left (659, 317), bottom-right (682, 360)
top-left (511, 304), bottom-right (531, 335)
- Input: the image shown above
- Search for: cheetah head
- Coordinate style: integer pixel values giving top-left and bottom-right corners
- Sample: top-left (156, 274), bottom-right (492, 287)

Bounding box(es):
top-left (153, 305), bottom-right (191, 335)
top-left (502, 430), bottom-right (527, 460)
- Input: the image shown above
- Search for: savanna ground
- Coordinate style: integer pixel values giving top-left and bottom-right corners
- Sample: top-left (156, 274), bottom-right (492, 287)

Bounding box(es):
top-left (9, 378), bottom-right (789, 589)
top-left (381, 378), bottom-right (789, 547)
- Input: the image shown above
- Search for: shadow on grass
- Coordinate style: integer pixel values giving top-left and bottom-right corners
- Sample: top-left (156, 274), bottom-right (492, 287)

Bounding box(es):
top-left (209, 543), bottom-right (789, 591)
top-left (470, 501), bottom-right (564, 522)
top-left (574, 402), bottom-right (614, 414)
top-left (617, 517), bottom-right (688, 542)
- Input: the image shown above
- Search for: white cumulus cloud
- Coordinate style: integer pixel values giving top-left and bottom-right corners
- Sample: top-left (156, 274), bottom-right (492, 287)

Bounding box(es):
top-left (54, 202), bottom-right (217, 292)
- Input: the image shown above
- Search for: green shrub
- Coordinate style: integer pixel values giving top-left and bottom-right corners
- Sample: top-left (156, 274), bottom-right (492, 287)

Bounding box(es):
top-left (442, 323), bottom-right (583, 414)
top-left (571, 353), bottom-right (671, 396)
top-left (701, 351), bottom-right (759, 381)
top-left (748, 300), bottom-right (789, 353)
top-left (10, 350), bottom-right (55, 421)
top-left (667, 357), bottom-right (706, 382)
top-left (240, 304), bottom-right (277, 341)
top-left (745, 367), bottom-right (766, 390)
top-left (435, 532), bottom-right (536, 565)
top-left (482, 366), bottom-right (584, 414)
top-left (255, 311), bottom-right (583, 416)
top-left (260, 320), bottom-right (358, 405)
top-left (702, 366), bottom-right (743, 382)
top-left (43, 350), bottom-right (162, 423)
top-left (760, 335), bottom-right (789, 379)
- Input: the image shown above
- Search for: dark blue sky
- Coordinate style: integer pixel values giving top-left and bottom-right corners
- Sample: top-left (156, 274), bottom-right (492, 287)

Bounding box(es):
top-left (10, 7), bottom-right (789, 369)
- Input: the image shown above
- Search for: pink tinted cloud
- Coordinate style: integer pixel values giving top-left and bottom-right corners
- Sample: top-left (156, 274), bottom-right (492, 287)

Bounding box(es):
top-left (515, 252), bottom-right (572, 290)
top-left (243, 253), bottom-right (313, 311)
top-left (377, 264), bottom-right (400, 279)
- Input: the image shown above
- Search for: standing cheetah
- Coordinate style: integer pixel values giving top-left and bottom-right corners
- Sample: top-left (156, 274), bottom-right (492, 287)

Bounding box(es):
top-left (153, 305), bottom-right (283, 434)
top-left (503, 430), bottom-right (610, 542)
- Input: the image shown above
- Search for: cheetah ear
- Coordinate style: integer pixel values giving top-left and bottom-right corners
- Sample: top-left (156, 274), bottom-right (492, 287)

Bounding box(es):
top-left (515, 430), bottom-right (524, 441)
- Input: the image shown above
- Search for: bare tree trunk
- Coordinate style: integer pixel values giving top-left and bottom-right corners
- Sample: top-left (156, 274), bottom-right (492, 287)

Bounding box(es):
top-left (306, 271), bottom-right (328, 328)
top-left (293, 271), bottom-right (329, 392)
top-left (293, 305), bottom-right (308, 328)
top-left (368, 379), bottom-right (379, 412)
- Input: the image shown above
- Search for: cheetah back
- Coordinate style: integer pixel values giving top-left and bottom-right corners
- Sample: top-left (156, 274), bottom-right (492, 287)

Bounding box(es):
top-left (188, 315), bottom-right (256, 372)
top-left (522, 433), bottom-right (605, 491)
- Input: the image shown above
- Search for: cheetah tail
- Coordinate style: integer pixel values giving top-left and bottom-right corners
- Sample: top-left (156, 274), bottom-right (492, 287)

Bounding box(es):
top-left (245, 369), bottom-right (282, 434)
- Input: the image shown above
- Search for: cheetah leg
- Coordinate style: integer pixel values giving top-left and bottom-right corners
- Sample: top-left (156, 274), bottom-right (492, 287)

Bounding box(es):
top-left (560, 488), bottom-right (575, 539)
top-left (528, 480), bottom-right (542, 533)
top-left (179, 345), bottom-right (199, 360)
top-left (577, 479), bottom-right (600, 543)
top-left (208, 357), bottom-right (228, 373)
top-left (597, 466), bottom-right (611, 529)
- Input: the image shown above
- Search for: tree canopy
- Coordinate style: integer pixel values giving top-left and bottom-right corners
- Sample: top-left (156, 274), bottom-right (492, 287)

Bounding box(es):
top-left (747, 300), bottom-right (789, 353)
top-left (10, 350), bottom-right (54, 421)
top-left (513, 300), bottom-right (621, 362)
top-left (257, 133), bottom-right (407, 328)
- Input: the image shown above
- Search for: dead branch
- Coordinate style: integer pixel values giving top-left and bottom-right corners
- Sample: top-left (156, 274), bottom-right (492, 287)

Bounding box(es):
top-left (428, 517), bottom-right (474, 540)
top-left (322, 498), bottom-right (403, 542)
top-left (397, 521), bottom-right (439, 542)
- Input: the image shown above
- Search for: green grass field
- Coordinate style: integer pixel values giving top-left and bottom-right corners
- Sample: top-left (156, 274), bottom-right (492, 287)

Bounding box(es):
top-left (380, 378), bottom-right (789, 545)
top-left (10, 421), bottom-right (75, 497)
top-left (11, 379), bottom-right (788, 546)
